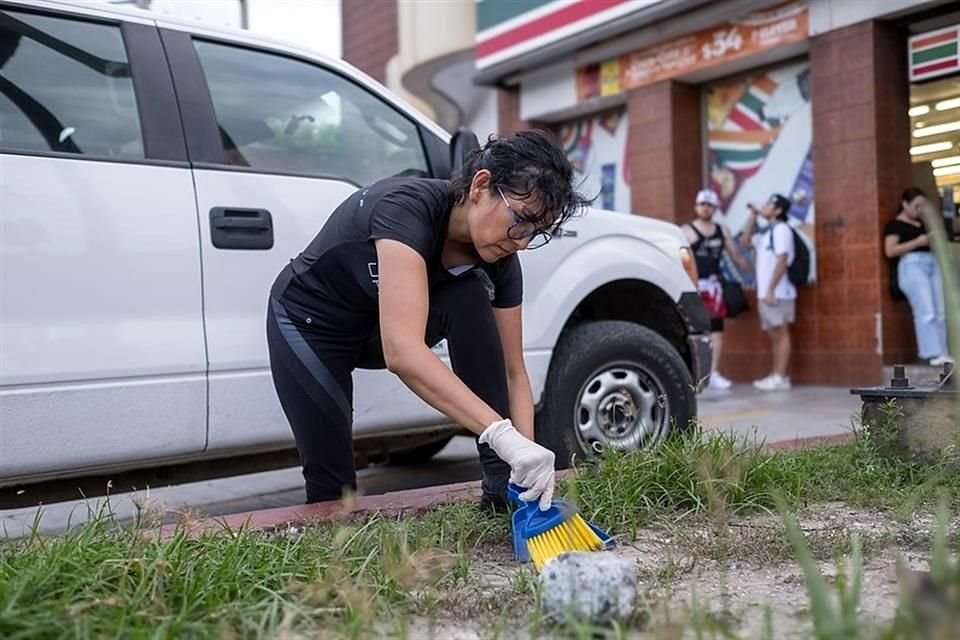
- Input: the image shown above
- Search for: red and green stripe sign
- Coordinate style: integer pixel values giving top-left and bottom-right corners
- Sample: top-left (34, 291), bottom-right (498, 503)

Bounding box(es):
top-left (909, 25), bottom-right (959, 82)
top-left (475, 0), bottom-right (660, 69)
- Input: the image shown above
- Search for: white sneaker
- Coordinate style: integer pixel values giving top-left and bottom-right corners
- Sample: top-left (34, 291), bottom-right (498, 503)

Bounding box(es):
top-left (929, 355), bottom-right (955, 367)
top-left (752, 374), bottom-right (774, 388)
top-left (709, 372), bottom-right (733, 390)
top-left (753, 374), bottom-right (792, 391)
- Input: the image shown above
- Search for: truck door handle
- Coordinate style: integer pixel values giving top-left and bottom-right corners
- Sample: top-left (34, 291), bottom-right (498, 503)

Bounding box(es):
top-left (209, 207), bottom-right (273, 250)
top-left (212, 216), bottom-right (270, 230)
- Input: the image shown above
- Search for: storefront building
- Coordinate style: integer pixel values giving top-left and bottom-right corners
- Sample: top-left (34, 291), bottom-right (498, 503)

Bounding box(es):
top-left (479, 0), bottom-right (959, 386)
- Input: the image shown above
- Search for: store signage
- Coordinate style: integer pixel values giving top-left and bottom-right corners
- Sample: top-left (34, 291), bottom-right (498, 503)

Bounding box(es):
top-left (576, 1), bottom-right (807, 100)
top-left (475, 0), bottom-right (665, 70)
top-left (909, 25), bottom-right (959, 82)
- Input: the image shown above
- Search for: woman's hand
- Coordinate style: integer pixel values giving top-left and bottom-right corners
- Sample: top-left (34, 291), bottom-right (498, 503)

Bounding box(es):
top-left (884, 233), bottom-right (929, 258)
top-left (479, 419), bottom-right (555, 510)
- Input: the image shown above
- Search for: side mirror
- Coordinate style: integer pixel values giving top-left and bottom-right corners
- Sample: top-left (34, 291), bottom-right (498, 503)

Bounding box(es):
top-left (449, 128), bottom-right (480, 176)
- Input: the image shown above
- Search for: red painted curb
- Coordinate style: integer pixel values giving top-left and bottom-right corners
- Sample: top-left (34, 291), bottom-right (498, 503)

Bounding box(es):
top-left (160, 432), bottom-right (855, 538)
top-left (157, 479), bottom-right (483, 538)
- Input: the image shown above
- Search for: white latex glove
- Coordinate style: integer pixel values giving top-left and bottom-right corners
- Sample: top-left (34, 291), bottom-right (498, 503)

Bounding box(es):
top-left (479, 419), bottom-right (555, 510)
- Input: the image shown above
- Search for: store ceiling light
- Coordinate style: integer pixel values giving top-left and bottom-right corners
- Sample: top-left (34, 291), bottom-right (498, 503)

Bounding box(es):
top-left (931, 156), bottom-right (960, 168)
top-left (934, 98), bottom-right (960, 111)
top-left (910, 141), bottom-right (953, 155)
top-left (908, 105), bottom-right (930, 117)
top-left (913, 122), bottom-right (960, 137)
top-left (933, 165), bottom-right (960, 177)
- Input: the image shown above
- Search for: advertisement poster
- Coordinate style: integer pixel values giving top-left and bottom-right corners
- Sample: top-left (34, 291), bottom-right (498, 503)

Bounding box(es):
top-left (556, 110), bottom-right (631, 213)
top-left (577, 1), bottom-right (807, 100)
top-left (705, 61), bottom-right (815, 286)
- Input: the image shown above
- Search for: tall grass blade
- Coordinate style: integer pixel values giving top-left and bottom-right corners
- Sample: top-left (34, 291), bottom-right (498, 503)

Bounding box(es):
top-left (779, 498), bottom-right (841, 639)
top-left (930, 497), bottom-right (950, 584)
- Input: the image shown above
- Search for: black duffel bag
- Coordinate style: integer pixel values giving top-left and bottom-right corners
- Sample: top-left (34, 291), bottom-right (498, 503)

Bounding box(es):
top-left (722, 281), bottom-right (750, 318)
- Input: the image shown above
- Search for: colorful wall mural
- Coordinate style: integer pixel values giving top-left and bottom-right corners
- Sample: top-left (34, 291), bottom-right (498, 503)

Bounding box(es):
top-left (556, 110), bottom-right (631, 213)
top-left (706, 60), bottom-right (814, 285)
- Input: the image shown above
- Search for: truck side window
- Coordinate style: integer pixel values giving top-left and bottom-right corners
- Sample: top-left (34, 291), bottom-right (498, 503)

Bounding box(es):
top-left (0, 10), bottom-right (143, 158)
top-left (193, 40), bottom-right (429, 186)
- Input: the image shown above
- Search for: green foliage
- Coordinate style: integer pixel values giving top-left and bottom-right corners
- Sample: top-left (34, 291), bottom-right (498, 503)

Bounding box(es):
top-left (0, 502), bottom-right (504, 639)
top-left (3, 425), bottom-right (957, 638)
top-left (564, 426), bottom-right (959, 537)
top-left (562, 430), bottom-right (803, 536)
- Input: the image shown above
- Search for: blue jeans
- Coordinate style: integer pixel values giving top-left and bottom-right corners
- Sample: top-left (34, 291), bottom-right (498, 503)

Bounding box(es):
top-left (898, 252), bottom-right (948, 360)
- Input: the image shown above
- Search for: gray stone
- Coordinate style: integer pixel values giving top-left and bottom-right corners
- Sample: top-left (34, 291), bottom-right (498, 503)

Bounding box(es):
top-left (539, 551), bottom-right (638, 625)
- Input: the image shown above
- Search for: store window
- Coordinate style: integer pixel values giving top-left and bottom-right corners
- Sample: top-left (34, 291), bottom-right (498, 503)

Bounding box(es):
top-left (908, 73), bottom-right (960, 218)
top-left (555, 109), bottom-right (630, 213)
top-left (703, 60), bottom-right (814, 285)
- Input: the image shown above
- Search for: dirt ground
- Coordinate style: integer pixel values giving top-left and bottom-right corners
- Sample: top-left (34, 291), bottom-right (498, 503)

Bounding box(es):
top-left (404, 502), bottom-right (955, 639)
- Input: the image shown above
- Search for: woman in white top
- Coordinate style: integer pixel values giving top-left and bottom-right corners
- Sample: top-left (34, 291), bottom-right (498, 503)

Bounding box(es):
top-left (740, 194), bottom-right (796, 391)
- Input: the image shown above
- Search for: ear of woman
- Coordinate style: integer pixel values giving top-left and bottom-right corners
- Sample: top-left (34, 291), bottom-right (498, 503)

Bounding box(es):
top-left (470, 169), bottom-right (492, 202)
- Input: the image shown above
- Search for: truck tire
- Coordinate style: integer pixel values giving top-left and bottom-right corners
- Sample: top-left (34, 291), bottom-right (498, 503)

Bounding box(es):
top-left (535, 320), bottom-right (696, 469)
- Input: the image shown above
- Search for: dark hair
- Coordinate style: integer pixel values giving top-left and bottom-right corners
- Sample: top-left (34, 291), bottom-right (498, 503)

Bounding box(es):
top-left (770, 193), bottom-right (791, 221)
top-left (449, 129), bottom-right (592, 232)
top-left (898, 187), bottom-right (926, 213)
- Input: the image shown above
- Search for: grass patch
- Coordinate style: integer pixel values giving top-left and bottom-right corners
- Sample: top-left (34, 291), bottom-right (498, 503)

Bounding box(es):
top-left (780, 439), bottom-right (959, 509)
top-left (0, 503), bottom-right (509, 639)
top-left (561, 430), bottom-right (800, 536)
top-left (563, 427), bottom-right (960, 536)
top-left (3, 420), bottom-right (958, 638)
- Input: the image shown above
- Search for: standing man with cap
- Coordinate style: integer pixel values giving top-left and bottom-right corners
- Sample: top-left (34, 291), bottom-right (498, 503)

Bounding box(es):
top-left (682, 189), bottom-right (753, 390)
top-left (741, 194), bottom-right (796, 391)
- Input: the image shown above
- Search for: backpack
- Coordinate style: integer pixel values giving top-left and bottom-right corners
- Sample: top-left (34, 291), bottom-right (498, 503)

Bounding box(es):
top-left (889, 256), bottom-right (906, 301)
top-left (768, 222), bottom-right (811, 286)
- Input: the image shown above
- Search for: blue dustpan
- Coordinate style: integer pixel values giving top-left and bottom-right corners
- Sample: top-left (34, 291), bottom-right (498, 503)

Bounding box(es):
top-left (507, 483), bottom-right (614, 564)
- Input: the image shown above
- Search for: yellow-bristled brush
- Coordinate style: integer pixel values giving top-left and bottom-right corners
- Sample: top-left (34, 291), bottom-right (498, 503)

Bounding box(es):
top-left (507, 483), bottom-right (612, 571)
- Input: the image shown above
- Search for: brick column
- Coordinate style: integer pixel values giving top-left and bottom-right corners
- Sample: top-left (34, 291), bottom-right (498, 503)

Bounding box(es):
top-left (341, 0), bottom-right (398, 85)
top-left (803, 20), bottom-right (914, 386)
top-left (874, 23), bottom-right (918, 367)
top-left (496, 86), bottom-right (529, 136)
top-left (626, 80), bottom-right (703, 223)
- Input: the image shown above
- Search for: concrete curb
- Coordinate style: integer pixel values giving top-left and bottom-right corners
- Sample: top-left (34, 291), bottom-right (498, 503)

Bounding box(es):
top-left (763, 432), bottom-right (853, 451)
top-left (158, 431), bottom-right (855, 538)
top-left (157, 479), bottom-right (483, 538)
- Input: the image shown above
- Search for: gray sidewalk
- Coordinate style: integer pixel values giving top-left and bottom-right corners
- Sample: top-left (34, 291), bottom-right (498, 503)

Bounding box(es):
top-left (1, 385), bottom-right (861, 538)
top-left (698, 384), bottom-right (860, 442)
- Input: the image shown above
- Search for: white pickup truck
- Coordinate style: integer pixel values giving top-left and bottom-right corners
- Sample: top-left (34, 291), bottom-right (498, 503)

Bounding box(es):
top-left (0, 0), bottom-right (711, 505)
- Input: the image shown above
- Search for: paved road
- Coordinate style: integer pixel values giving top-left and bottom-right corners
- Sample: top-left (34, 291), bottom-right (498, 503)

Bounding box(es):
top-left (1, 385), bottom-right (861, 538)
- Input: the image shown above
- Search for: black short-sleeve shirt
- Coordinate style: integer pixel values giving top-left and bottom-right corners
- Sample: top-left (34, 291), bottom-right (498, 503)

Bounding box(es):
top-left (884, 218), bottom-right (930, 253)
top-left (273, 177), bottom-right (523, 325)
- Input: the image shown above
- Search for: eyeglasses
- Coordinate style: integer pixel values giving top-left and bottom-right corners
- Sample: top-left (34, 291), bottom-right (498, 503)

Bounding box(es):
top-left (497, 187), bottom-right (552, 250)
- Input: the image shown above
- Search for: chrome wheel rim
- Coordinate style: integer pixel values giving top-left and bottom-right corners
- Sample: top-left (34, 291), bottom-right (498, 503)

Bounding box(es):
top-left (573, 361), bottom-right (669, 454)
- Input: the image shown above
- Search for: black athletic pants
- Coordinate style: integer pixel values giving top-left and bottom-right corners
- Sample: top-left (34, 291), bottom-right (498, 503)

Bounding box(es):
top-left (266, 272), bottom-right (512, 504)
